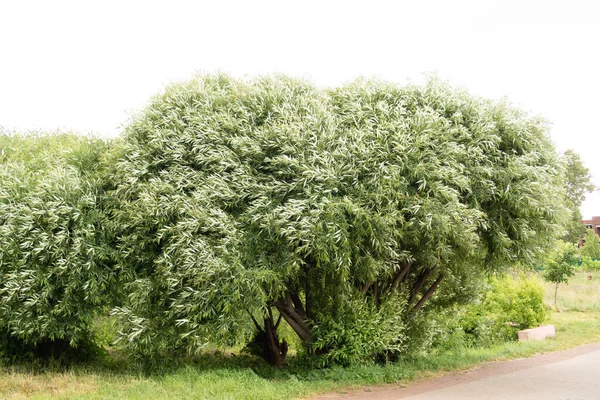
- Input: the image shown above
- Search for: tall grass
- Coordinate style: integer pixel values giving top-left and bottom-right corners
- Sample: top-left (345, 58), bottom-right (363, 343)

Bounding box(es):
top-left (543, 272), bottom-right (600, 311)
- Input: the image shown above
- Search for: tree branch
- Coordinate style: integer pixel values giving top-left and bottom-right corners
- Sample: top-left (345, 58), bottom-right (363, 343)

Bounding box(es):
top-left (408, 268), bottom-right (433, 305)
top-left (409, 274), bottom-right (444, 318)
top-left (274, 311), bottom-right (283, 330)
top-left (246, 309), bottom-right (264, 333)
top-left (275, 296), bottom-right (313, 342)
top-left (290, 293), bottom-right (308, 321)
top-left (390, 262), bottom-right (412, 292)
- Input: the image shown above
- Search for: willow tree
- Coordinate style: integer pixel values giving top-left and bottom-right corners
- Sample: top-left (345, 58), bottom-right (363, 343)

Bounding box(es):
top-left (0, 133), bottom-right (115, 355)
top-left (111, 74), bottom-right (567, 366)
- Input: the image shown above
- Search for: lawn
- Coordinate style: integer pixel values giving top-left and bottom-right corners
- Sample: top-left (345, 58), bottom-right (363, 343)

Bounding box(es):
top-left (2, 274), bottom-right (600, 400)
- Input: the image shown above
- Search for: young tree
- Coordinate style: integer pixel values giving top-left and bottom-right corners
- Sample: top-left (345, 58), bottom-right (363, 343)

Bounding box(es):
top-left (543, 241), bottom-right (578, 308)
top-left (110, 74), bottom-right (568, 365)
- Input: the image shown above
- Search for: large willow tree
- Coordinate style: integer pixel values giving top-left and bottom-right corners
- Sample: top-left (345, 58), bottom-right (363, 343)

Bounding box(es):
top-left (111, 74), bottom-right (567, 366)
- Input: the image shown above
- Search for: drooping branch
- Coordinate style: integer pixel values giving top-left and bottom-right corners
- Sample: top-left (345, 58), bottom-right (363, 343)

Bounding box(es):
top-left (373, 280), bottom-right (380, 307)
top-left (409, 274), bottom-right (444, 318)
top-left (408, 268), bottom-right (433, 305)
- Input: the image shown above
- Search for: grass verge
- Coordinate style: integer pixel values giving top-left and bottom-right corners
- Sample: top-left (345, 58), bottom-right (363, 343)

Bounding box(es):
top-left (1, 311), bottom-right (599, 400)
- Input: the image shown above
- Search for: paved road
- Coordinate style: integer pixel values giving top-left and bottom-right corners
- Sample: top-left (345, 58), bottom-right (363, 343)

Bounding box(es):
top-left (315, 342), bottom-right (600, 400)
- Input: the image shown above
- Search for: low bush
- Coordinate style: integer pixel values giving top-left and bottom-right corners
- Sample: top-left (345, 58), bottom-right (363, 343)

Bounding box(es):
top-left (424, 274), bottom-right (548, 350)
top-left (579, 257), bottom-right (600, 271)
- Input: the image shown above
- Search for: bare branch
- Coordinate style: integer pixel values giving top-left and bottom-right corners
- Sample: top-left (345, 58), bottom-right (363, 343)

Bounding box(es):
top-left (246, 308), bottom-right (264, 333)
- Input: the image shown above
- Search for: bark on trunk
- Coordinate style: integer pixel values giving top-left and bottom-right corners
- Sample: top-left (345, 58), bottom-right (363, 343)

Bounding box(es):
top-left (409, 274), bottom-right (444, 318)
top-left (408, 268), bottom-right (433, 305)
top-left (263, 314), bottom-right (288, 367)
top-left (275, 295), bottom-right (313, 343)
top-left (390, 262), bottom-right (412, 292)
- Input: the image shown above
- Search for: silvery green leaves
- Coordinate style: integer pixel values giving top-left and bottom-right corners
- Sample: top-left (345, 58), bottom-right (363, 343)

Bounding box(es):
top-left (110, 74), bottom-right (567, 365)
top-left (0, 134), bottom-right (114, 347)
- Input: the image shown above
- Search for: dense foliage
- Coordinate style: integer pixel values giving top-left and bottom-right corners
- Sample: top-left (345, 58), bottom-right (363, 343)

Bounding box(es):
top-left (0, 133), bottom-right (115, 353)
top-left (580, 229), bottom-right (600, 259)
top-left (425, 274), bottom-right (547, 350)
top-left (108, 74), bottom-right (567, 365)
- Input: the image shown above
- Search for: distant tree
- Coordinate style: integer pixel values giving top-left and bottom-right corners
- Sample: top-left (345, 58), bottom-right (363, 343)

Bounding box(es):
top-left (580, 229), bottom-right (600, 259)
top-left (561, 150), bottom-right (595, 243)
top-left (543, 241), bottom-right (578, 308)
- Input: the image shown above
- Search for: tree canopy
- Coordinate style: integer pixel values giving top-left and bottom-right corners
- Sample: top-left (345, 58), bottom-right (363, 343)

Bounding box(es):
top-left (108, 74), bottom-right (568, 365)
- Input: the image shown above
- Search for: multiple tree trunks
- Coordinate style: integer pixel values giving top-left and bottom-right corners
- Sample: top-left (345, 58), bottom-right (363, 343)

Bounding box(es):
top-left (250, 309), bottom-right (288, 366)
top-left (258, 262), bottom-right (445, 365)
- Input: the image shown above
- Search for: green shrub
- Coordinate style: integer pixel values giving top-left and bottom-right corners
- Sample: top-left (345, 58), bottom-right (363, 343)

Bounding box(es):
top-left (580, 257), bottom-right (600, 271)
top-left (463, 274), bottom-right (548, 345)
top-left (306, 296), bottom-right (408, 367)
top-left (420, 274), bottom-right (548, 350)
top-left (0, 133), bottom-right (116, 355)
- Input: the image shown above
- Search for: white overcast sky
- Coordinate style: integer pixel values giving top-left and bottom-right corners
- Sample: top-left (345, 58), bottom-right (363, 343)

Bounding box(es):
top-left (1, 0), bottom-right (599, 217)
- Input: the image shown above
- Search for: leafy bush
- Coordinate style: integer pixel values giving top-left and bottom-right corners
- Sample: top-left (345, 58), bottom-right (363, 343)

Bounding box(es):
top-left (475, 274), bottom-right (548, 341)
top-left (0, 133), bottom-right (116, 355)
top-left (579, 257), bottom-right (600, 271)
top-left (580, 229), bottom-right (600, 259)
top-left (422, 274), bottom-right (548, 350)
top-left (306, 296), bottom-right (408, 367)
top-left (108, 73), bottom-right (567, 366)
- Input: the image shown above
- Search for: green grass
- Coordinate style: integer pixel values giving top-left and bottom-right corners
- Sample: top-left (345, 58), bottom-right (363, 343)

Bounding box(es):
top-left (3, 272), bottom-right (600, 400)
top-left (2, 311), bottom-right (600, 400)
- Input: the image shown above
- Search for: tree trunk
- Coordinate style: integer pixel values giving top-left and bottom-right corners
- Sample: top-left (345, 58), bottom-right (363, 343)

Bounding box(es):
top-left (390, 262), bottom-right (412, 292)
top-left (408, 268), bottom-right (433, 305)
top-left (409, 274), bottom-right (444, 318)
top-left (554, 283), bottom-right (559, 309)
top-left (275, 295), bottom-right (313, 343)
top-left (263, 314), bottom-right (288, 367)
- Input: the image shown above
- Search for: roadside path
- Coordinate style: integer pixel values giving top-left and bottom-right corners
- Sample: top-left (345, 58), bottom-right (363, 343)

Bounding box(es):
top-left (313, 342), bottom-right (600, 399)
